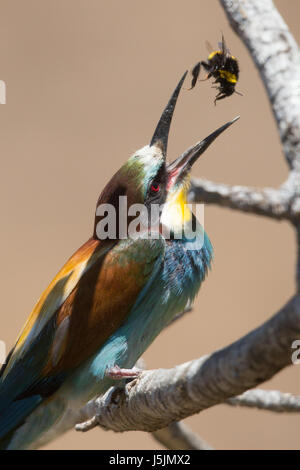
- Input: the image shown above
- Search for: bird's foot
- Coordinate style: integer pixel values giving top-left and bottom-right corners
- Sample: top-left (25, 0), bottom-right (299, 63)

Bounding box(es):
top-left (105, 365), bottom-right (142, 380)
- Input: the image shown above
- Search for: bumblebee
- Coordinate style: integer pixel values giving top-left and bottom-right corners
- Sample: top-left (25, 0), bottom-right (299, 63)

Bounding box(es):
top-left (189, 35), bottom-right (242, 104)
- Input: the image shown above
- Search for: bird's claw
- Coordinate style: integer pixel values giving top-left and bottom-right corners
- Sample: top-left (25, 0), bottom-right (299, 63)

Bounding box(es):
top-left (105, 365), bottom-right (142, 380)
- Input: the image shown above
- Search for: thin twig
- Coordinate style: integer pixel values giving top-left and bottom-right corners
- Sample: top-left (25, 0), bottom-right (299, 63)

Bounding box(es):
top-left (226, 389), bottom-right (300, 413)
top-left (189, 178), bottom-right (292, 220)
top-left (152, 422), bottom-right (213, 450)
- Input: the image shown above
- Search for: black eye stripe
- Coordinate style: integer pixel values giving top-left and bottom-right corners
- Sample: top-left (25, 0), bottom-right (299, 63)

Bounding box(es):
top-left (145, 163), bottom-right (167, 207)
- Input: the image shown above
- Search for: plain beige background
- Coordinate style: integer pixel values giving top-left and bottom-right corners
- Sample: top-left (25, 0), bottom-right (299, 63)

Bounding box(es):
top-left (0, 0), bottom-right (299, 450)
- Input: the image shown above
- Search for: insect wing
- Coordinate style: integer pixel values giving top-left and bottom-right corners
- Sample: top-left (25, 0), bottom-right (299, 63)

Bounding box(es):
top-left (205, 40), bottom-right (214, 53)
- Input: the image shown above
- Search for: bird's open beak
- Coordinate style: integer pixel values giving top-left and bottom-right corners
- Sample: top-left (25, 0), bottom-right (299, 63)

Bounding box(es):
top-left (150, 71), bottom-right (188, 156)
top-left (167, 116), bottom-right (240, 187)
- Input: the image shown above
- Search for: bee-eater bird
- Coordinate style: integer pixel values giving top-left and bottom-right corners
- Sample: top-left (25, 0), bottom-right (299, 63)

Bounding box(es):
top-left (0, 71), bottom-right (238, 449)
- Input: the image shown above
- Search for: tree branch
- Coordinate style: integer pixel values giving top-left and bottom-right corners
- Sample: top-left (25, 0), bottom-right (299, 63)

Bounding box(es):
top-left (226, 389), bottom-right (300, 413)
top-left (152, 422), bottom-right (213, 450)
top-left (75, 294), bottom-right (300, 433)
top-left (189, 178), bottom-right (292, 220)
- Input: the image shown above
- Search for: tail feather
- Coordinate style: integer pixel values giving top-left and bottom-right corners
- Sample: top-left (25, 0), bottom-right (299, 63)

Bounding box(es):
top-left (0, 396), bottom-right (42, 449)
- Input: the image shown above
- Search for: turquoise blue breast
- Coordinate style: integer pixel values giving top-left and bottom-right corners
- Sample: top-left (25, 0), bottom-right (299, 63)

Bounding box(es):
top-left (163, 232), bottom-right (213, 303)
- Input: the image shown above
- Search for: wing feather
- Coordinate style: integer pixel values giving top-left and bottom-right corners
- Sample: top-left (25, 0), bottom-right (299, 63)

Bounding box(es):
top-left (0, 236), bottom-right (164, 405)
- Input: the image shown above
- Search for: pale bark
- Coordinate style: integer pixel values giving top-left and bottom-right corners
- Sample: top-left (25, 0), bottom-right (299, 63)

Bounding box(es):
top-left (152, 422), bottom-right (213, 450)
top-left (227, 389), bottom-right (300, 413)
top-left (75, 295), bottom-right (300, 433)
top-left (189, 178), bottom-right (293, 220)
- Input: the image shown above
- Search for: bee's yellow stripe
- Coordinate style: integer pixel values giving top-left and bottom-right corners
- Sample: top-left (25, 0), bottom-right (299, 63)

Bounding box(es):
top-left (208, 50), bottom-right (221, 60)
top-left (218, 70), bottom-right (237, 83)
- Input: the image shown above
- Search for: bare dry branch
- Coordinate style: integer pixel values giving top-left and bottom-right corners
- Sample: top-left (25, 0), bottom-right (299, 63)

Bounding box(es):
top-left (189, 178), bottom-right (292, 220)
top-left (152, 422), bottom-right (213, 450)
top-left (226, 389), bottom-right (300, 412)
top-left (75, 294), bottom-right (300, 433)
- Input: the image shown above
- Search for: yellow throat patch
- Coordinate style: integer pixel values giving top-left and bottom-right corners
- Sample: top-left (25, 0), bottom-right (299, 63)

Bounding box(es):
top-left (161, 181), bottom-right (192, 234)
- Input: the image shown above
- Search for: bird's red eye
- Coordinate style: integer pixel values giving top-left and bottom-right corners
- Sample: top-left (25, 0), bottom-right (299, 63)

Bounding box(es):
top-left (151, 183), bottom-right (160, 192)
